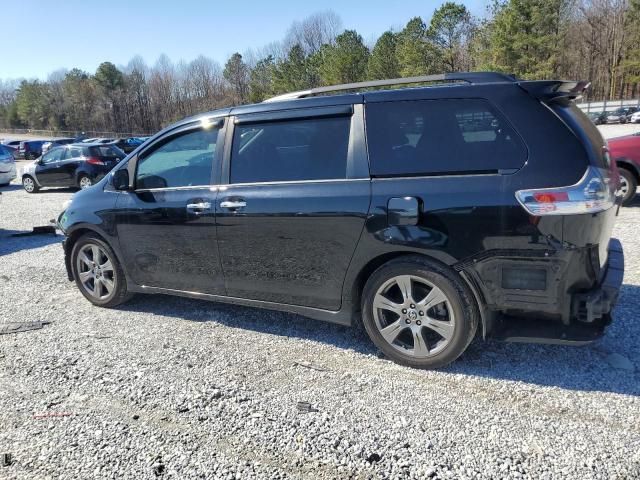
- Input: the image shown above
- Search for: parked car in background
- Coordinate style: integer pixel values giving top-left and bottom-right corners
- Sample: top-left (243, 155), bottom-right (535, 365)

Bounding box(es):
top-left (19, 140), bottom-right (46, 160)
top-left (587, 111), bottom-right (607, 125)
top-left (21, 143), bottom-right (125, 193)
top-left (2, 140), bottom-right (21, 150)
top-left (42, 137), bottom-right (76, 154)
top-left (58, 72), bottom-right (623, 369)
top-left (608, 133), bottom-right (640, 205)
top-left (0, 144), bottom-right (17, 186)
top-left (606, 107), bottom-right (637, 124)
top-left (629, 110), bottom-right (640, 123)
top-left (111, 137), bottom-right (145, 153)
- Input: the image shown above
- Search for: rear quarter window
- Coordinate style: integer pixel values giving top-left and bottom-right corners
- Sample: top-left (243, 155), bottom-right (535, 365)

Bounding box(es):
top-left (365, 98), bottom-right (527, 176)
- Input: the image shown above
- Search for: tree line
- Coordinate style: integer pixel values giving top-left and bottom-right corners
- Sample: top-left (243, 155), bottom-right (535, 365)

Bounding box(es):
top-left (1, 0), bottom-right (639, 135)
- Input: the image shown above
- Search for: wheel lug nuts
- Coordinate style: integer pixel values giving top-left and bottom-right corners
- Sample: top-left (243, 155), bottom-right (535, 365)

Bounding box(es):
top-left (405, 319), bottom-right (411, 324)
top-left (416, 320), bottom-right (421, 326)
top-left (419, 311), bottom-right (424, 316)
top-left (402, 309), bottom-right (407, 314)
top-left (410, 304), bottom-right (415, 308)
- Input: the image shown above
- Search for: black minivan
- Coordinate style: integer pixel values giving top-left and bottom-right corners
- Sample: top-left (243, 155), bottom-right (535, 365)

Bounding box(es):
top-left (58, 73), bottom-right (624, 369)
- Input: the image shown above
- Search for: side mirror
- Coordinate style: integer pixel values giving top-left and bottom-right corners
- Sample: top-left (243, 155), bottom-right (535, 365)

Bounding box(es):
top-left (112, 169), bottom-right (130, 190)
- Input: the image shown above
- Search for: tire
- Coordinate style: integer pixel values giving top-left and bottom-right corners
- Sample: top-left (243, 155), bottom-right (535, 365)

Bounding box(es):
top-left (78, 175), bottom-right (93, 190)
top-left (619, 168), bottom-right (638, 206)
top-left (361, 256), bottom-right (478, 369)
top-left (71, 233), bottom-right (132, 308)
top-left (22, 176), bottom-right (39, 193)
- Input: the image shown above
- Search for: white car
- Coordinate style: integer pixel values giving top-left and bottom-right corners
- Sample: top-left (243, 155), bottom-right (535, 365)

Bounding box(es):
top-left (0, 144), bottom-right (16, 186)
top-left (630, 111), bottom-right (640, 124)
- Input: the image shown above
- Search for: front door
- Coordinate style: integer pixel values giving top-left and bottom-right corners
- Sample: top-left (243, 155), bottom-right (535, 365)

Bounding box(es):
top-left (216, 106), bottom-right (370, 310)
top-left (35, 147), bottom-right (66, 186)
top-left (115, 122), bottom-right (226, 295)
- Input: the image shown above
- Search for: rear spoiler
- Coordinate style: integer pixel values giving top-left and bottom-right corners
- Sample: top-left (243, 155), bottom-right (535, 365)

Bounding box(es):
top-left (518, 80), bottom-right (591, 102)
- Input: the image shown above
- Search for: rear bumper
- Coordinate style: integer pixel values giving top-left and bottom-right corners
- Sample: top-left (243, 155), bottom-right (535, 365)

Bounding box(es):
top-left (470, 238), bottom-right (625, 344)
top-left (572, 238), bottom-right (624, 324)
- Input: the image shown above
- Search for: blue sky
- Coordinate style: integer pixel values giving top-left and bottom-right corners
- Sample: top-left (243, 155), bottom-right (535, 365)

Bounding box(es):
top-left (4, 0), bottom-right (489, 80)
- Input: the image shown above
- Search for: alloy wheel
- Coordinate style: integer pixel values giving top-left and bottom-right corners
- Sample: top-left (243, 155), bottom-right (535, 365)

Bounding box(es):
top-left (619, 174), bottom-right (629, 198)
top-left (23, 177), bottom-right (35, 192)
top-left (79, 176), bottom-right (93, 189)
top-left (76, 244), bottom-right (115, 300)
top-left (372, 275), bottom-right (456, 358)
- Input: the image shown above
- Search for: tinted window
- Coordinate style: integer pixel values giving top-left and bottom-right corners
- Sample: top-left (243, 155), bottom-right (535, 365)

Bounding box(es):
top-left (62, 147), bottom-right (83, 160)
top-left (366, 99), bottom-right (527, 176)
top-left (230, 116), bottom-right (350, 183)
top-left (136, 128), bottom-right (218, 190)
top-left (88, 145), bottom-right (125, 159)
top-left (41, 148), bottom-right (64, 164)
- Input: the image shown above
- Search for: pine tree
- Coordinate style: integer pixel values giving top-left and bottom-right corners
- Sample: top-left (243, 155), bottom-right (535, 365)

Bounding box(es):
top-left (368, 31), bottom-right (400, 80)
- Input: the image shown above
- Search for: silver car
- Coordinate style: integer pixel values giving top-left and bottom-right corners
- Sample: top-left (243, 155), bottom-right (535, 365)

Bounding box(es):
top-left (0, 144), bottom-right (17, 186)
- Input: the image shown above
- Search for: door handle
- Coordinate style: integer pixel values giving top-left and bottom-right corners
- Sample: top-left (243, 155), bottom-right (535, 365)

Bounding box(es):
top-left (220, 200), bottom-right (247, 209)
top-left (186, 201), bottom-right (211, 214)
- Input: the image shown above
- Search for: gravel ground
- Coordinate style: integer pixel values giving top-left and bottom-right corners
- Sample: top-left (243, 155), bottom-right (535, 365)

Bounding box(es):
top-left (1, 167), bottom-right (639, 480)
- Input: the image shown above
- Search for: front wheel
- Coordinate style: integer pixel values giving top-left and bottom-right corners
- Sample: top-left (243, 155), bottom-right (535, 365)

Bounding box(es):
top-left (361, 257), bottom-right (478, 369)
top-left (619, 168), bottom-right (638, 206)
top-left (71, 233), bottom-right (131, 307)
top-left (22, 176), bottom-right (39, 193)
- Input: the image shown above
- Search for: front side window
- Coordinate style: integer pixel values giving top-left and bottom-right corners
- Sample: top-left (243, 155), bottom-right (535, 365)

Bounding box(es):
top-left (365, 99), bottom-right (527, 176)
top-left (230, 115), bottom-right (350, 184)
top-left (41, 148), bottom-right (64, 164)
top-left (136, 128), bottom-right (218, 190)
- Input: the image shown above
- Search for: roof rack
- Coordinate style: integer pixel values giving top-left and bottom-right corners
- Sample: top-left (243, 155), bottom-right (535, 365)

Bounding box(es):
top-left (264, 72), bottom-right (517, 103)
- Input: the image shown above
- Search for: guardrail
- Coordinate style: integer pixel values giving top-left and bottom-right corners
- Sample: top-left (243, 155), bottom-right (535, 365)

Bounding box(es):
top-left (577, 99), bottom-right (640, 112)
top-left (0, 128), bottom-right (152, 139)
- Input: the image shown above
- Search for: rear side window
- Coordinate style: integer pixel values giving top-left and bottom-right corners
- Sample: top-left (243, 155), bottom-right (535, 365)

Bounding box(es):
top-left (230, 116), bottom-right (350, 183)
top-left (89, 145), bottom-right (125, 159)
top-left (365, 99), bottom-right (527, 176)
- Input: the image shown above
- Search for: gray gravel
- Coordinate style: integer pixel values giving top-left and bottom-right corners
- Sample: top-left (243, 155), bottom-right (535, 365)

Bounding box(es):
top-left (1, 171), bottom-right (639, 480)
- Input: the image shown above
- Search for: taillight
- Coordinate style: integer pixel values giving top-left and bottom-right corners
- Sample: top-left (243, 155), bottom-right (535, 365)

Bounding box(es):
top-left (516, 167), bottom-right (616, 215)
top-left (86, 157), bottom-right (105, 165)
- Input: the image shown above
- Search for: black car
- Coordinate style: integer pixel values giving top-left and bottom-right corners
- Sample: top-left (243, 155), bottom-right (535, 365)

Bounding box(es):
top-left (58, 72), bottom-right (623, 369)
top-left (587, 111), bottom-right (606, 125)
top-left (21, 143), bottom-right (125, 193)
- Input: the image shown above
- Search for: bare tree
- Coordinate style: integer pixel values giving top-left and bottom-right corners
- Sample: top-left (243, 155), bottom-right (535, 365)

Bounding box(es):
top-left (283, 10), bottom-right (343, 54)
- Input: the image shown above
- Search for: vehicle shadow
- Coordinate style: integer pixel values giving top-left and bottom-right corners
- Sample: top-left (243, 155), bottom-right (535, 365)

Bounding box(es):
top-left (0, 184), bottom-right (23, 192)
top-left (450, 287), bottom-right (639, 397)
top-left (117, 283), bottom-right (639, 397)
top-left (621, 195), bottom-right (640, 208)
top-left (0, 229), bottom-right (61, 256)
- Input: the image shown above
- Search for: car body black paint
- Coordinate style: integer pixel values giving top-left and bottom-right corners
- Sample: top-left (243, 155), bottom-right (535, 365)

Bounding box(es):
top-left (59, 78), bottom-right (622, 342)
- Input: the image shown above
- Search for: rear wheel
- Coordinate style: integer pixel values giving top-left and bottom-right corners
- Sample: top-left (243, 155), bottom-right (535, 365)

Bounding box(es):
top-left (22, 176), bottom-right (39, 193)
top-left (78, 175), bottom-right (93, 190)
top-left (361, 257), bottom-right (478, 369)
top-left (71, 233), bottom-right (131, 307)
top-left (619, 168), bottom-right (637, 206)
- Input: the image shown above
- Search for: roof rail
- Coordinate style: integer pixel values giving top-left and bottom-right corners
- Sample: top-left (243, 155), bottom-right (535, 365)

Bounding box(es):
top-left (264, 72), bottom-right (517, 103)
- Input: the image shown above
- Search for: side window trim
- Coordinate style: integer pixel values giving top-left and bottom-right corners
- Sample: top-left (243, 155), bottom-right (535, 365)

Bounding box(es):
top-left (234, 105), bottom-right (353, 125)
top-left (133, 119), bottom-right (226, 192)
top-left (221, 104), bottom-right (368, 186)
